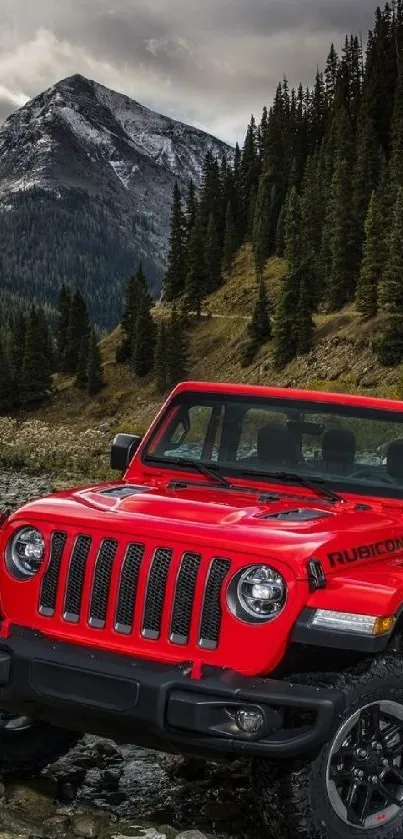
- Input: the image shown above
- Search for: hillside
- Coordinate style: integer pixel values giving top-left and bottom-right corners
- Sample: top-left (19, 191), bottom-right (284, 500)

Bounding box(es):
top-left (0, 74), bottom-right (231, 328)
top-left (31, 245), bottom-right (403, 441)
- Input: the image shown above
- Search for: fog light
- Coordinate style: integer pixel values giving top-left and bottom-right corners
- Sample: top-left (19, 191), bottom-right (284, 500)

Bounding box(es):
top-left (234, 708), bottom-right (264, 734)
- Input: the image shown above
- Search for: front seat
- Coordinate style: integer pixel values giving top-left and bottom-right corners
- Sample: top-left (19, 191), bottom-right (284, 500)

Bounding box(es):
top-left (257, 425), bottom-right (299, 468)
top-left (387, 440), bottom-right (403, 481)
top-left (321, 429), bottom-right (356, 474)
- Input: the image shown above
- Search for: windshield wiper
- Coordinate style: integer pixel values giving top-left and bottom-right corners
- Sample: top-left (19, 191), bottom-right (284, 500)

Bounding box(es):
top-left (145, 456), bottom-right (232, 488)
top-left (239, 469), bottom-right (343, 503)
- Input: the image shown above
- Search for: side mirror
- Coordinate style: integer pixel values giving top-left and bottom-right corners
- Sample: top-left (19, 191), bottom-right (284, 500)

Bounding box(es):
top-left (110, 434), bottom-right (142, 472)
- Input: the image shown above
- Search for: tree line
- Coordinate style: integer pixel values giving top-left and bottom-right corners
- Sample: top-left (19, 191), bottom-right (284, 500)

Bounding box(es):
top-left (0, 287), bottom-right (104, 414)
top-left (163, 1), bottom-right (403, 368)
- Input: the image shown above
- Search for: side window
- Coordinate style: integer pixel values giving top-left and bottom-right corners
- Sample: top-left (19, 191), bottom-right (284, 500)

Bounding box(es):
top-left (154, 405), bottom-right (217, 461)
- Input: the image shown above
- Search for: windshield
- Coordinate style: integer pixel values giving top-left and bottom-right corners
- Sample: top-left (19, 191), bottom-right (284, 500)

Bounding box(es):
top-left (142, 392), bottom-right (403, 500)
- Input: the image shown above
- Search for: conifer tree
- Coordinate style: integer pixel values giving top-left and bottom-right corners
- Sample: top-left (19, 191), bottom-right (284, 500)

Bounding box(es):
top-left (166, 306), bottom-right (188, 387)
top-left (273, 188), bottom-right (302, 368)
top-left (222, 202), bottom-right (237, 274)
top-left (87, 328), bottom-right (104, 395)
top-left (56, 284), bottom-right (71, 366)
top-left (75, 335), bottom-right (89, 389)
top-left (163, 183), bottom-right (186, 301)
top-left (377, 187), bottom-right (403, 365)
top-left (296, 273), bottom-right (314, 355)
top-left (154, 321), bottom-right (168, 394)
top-left (327, 157), bottom-right (355, 310)
top-left (9, 311), bottom-right (26, 381)
top-left (205, 213), bottom-right (222, 292)
top-left (19, 306), bottom-right (52, 405)
top-left (62, 290), bottom-right (90, 374)
top-left (132, 294), bottom-right (156, 378)
top-left (0, 340), bottom-right (14, 414)
top-left (116, 265), bottom-right (150, 363)
top-left (249, 278), bottom-right (272, 345)
top-left (185, 215), bottom-right (207, 316)
top-left (253, 170), bottom-right (272, 277)
top-left (275, 204), bottom-right (286, 257)
top-left (356, 191), bottom-right (382, 320)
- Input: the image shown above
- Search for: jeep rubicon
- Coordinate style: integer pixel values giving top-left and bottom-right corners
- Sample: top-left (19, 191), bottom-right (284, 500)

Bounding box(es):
top-left (4, 382), bottom-right (403, 838)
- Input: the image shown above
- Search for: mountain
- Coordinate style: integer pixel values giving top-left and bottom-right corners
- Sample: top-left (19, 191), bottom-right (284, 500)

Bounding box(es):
top-left (0, 74), bottom-right (232, 328)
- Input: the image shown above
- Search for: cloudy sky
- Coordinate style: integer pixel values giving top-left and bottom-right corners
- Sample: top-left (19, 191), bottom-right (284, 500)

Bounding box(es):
top-left (1, 0), bottom-right (376, 144)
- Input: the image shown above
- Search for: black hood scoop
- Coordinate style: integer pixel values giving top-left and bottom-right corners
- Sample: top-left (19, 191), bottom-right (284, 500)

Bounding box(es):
top-left (259, 508), bottom-right (332, 522)
top-left (99, 485), bottom-right (150, 498)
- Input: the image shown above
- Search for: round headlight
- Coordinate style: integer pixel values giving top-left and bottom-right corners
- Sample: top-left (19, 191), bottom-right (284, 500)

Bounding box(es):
top-left (227, 564), bottom-right (287, 623)
top-left (6, 527), bottom-right (45, 579)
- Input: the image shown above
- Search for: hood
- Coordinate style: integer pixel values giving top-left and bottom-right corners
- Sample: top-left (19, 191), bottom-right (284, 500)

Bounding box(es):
top-left (11, 480), bottom-right (403, 580)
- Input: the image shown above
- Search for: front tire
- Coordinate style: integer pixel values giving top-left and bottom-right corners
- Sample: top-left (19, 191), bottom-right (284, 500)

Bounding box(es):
top-left (0, 710), bottom-right (81, 777)
top-left (252, 650), bottom-right (403, 839)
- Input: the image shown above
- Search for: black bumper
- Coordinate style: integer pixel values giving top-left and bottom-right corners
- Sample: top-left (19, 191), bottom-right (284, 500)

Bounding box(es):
top-left (0, 626), bottom-right (346, 760)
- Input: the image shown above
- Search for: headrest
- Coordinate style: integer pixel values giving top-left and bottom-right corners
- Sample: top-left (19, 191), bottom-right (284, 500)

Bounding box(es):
top-left (387, 440), bottom-right (403, 480)
top-left (322, 429), bottom-right (356, 465)
top-left (257, 425), bottom-right (298, 465)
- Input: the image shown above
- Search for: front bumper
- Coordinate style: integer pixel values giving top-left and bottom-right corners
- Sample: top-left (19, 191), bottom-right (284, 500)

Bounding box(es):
top-left (0, 626), bottom-right (346, 759)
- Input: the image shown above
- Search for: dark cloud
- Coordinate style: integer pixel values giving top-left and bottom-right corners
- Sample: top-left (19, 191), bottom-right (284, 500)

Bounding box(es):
top-left (0, 0), bottom-right (376, 142)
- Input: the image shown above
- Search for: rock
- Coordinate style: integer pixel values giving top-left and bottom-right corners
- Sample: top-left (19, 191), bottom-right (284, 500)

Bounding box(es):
top-left (72, 812), bottom-right (107, 838)
top-left (157, 827), bottom-right (177, 839)
top-left (5, 780), bottom-right (57, 819)
top-left (175, 832), bottom-right (208, 839)
top-left (42, 814), bottom-right (71, 836)
top-left (0, 834), bottom-right (29, 839)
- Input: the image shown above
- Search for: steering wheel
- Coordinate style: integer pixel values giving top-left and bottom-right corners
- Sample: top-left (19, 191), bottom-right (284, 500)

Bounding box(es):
top-left (349, 468), bottom-right (396, 485)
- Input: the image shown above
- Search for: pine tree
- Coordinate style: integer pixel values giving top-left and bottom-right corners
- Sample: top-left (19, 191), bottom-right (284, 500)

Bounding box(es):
top-left (9, 311), bottom-right (26, 380)
top-left (19, 307), bottom-right (52, 405)
top-left (296, 272), bottom-right (314, 355)
top-left (116, 265), bottom-right (150, 363)
top-left (62, 290), bottom-right (90, 374)
top-left (327, 157), bottom-right (355, 310)
top-left (253, 170), bottom-right (272, 277)
top-left (87, 328), bottom-right (104, 395)
top-left (377, 186), bottom-right (403, 365)
top-left (249, 278), bottom-right (272, 344)
top-left (356, 191), bottom-right (382, 319)
top-left (273, 188), bottom-right (302, 368)
top-left (275, 204), bottom-right (286, 257)
top-left (75, 335), bottom-right (89, 389)
top-left (154, 321), bottom-right (168, 394)
top-left (133, 294), bottom-right (156, 378)
top-left (205, 213), bottom-right (222, 292)
top-left (166, 306), bottom-right (188, 387)
top-left (222, 202), bottom-right (237, 274)
top-left (0, 339), bottom-right (14, 414)
top-left (163, 183), bottom-right (186, 301)
top-left (185, 215), bottom-right (207, 315)
top-left (56, 284), bottom-right (71, 367)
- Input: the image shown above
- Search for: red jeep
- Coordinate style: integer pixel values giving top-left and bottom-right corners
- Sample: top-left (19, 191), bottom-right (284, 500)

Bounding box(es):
top-left (2, 381), bottom-right (403, 838)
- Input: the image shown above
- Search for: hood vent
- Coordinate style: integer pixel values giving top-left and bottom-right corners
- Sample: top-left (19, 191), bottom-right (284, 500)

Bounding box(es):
top-left (260, 508), bottom-right (331, 522)
top-left (99, 485), bottom-right (150, 498)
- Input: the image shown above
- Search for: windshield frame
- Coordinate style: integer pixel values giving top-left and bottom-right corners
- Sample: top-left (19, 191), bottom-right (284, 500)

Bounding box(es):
top-left (140, 390), bottom-right (403, 501)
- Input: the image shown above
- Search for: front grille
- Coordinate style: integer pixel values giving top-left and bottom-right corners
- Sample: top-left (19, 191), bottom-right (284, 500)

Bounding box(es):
top-left (64, 535), bottom-right (92, 623)
top-left (199, 559), bottom-right (231, 649)
top-left (38, 532), bottom-right (231, 652)
top-left (89, 539), bottom-right (118, 628)
top-left (39, 532), bottom-right (67, 617)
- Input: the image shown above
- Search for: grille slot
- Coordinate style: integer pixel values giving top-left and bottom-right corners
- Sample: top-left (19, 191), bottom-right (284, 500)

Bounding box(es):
top-left (115, 543), bottom-right (145, 634)
top-left (170, 552), bottom-right (201, 644)
top-left (142, 548), bottom-right (173, 639)
top-left (39, 532), bottom-right (67, 617)
top-left (64, 535), bottom-right (92, 623)
top-left (199, 558), bottom-right (231, 650)
top-left (88, 539), bottom-right (118, 628)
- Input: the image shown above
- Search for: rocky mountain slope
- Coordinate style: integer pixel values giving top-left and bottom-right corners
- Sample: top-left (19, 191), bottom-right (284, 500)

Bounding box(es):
top-left (0, 75), bottom-right (231, 327)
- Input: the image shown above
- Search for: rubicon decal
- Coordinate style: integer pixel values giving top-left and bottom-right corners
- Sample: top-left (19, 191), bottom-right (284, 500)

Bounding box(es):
top-left (328, 537), bottom-right (403, 568)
